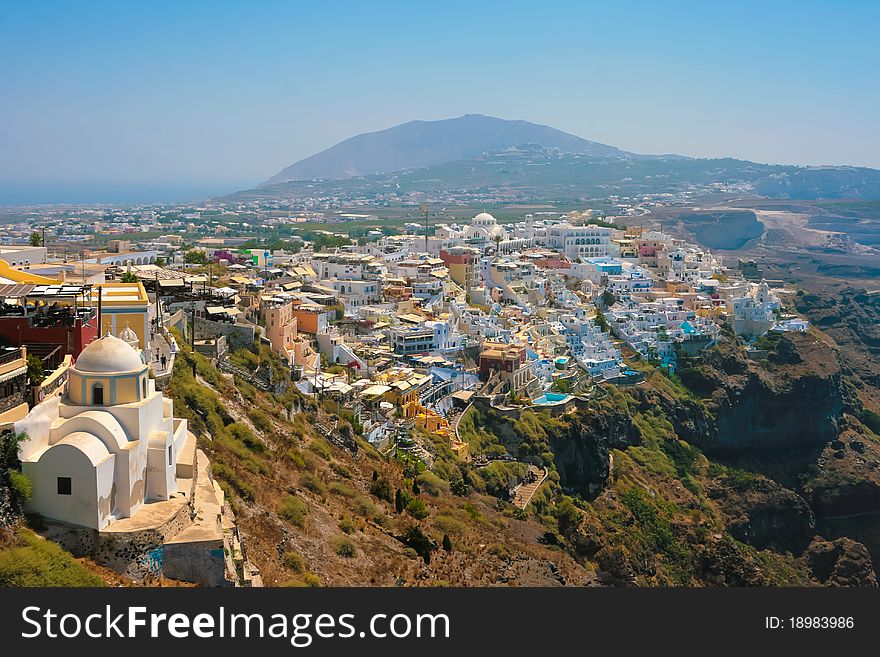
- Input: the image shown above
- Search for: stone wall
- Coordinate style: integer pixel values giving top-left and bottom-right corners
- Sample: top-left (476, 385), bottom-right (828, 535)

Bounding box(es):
top-left (194, 317), bottom-right (255, 352)
top-left (163, 538), bottom-right (228, 586)
top-left (41, 495), bottom-right (195, 579)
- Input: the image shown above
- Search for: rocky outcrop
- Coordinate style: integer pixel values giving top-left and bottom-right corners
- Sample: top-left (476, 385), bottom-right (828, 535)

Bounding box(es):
top-left (805, 537), bottom-right (877, 587)
top-left (683, 333), bottom-right (846, 453)
top-left (549, 404), bottom-right (638, 497)
top-left (709, 475), bottom-right (815, 552)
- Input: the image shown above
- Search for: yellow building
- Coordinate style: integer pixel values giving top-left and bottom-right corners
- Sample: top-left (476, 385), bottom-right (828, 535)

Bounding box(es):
top-left (89, 282), bottom-right (151, 349)
top-left (0, 259), bottom-right (59, 285)
top-left (404, 401), bottom-right (470, 461)
top-left (384, 374), bottom-right (432, 407)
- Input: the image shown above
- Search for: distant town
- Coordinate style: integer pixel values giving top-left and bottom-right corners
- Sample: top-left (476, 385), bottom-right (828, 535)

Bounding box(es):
top-left (0, 197), bottom-right (811, 585)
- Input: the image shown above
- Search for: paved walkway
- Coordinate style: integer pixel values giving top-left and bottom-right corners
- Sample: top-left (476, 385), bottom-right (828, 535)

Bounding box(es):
top-left (149, 331), bottom-right (175, 378)
top-left (512, 465), bottom-right (547, 510)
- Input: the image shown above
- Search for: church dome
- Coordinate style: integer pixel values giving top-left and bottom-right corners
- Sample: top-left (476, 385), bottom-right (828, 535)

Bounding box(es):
top-left (473, 212), bottom-right (496, 226)
top-left (74, 334), bottom-right (145, 373)
top-left (486, 224), bottom-right (506, 239)
top-left (118, 324), bottom-right (139, 348)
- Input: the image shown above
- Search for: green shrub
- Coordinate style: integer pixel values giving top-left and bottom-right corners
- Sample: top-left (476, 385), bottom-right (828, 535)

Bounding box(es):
top-left (370, 477), bottom-right (393, 502)
top-left (406, 498), bottom-right (429, 520)
top-left (399, 526), bottom-right (435, 564)
top-left (210, 463), bottom-right (256, 501)
top-left (353, 495), bottom-right (379, 519)
top-left (415, 472), bottom-right (448, 496)
top-left (433, 514), bottom-right (466, 536)
top-left (339, 518), bottom-right (356, 534)
top-left (308, 439), bottom-right (334, 460)
top-left (0, 529), bottom-right (104, 587)
top-left (8, 470), bottom-right (31, 500)
top-left (331, 462), bottom-right (352, 478)
top-left (284, 572), bottom-right (322, 587)
top-left (278, 495), bottom-right (308, 527)
top-left (227, 423), bottom-right (264, 453)
top-left (334, 537), bottom-right (356, 558)
top-left (328, 481), bottom-right (356, 498)
top-left (462, 502), bottom-right (481, 520)
top-left (247, 409), bottom-right (271, 433)
top-left (283, 551), bottom-right (305, 572)
top-left (862, 409), bottom-right (880, 435)
top-left (488, 543), bottom-right (512, 561)
top-left (300, 473), bottom-right (325, 496)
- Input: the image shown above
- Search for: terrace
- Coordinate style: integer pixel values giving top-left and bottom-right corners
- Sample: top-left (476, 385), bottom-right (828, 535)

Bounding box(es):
top-left (0, 284), bottom-right (97, 357)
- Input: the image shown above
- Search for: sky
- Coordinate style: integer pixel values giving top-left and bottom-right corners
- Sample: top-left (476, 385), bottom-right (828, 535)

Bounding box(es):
top-left (1, 0), bottom-right (878, 204)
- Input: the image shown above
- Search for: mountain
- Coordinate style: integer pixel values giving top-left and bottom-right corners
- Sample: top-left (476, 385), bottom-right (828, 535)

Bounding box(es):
top-left (229, 149), bottom-right (880, 204)
top-left (263, 114), bottom-right (645, 185)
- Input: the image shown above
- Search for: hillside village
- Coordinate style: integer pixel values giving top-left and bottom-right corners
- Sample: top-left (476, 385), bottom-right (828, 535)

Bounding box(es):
top-left (0, 208), bottom-right (817, 586)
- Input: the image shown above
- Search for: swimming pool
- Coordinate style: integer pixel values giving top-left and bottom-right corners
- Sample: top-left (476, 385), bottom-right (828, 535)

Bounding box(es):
top-left (532, 393), bottom-right (571, 405)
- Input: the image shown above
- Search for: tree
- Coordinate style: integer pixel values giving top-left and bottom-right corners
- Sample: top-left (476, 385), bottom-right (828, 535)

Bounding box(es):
top-left (155, 257), bottom-right (165, 267)
top-left (395, 488), bottom-right (405, 513)
top-left (1, 431), bottom-right (31, 518)
top-left (553, 496), bottom-right (582, 538)
top-left (551, 378), bottom-right (572, 394)
top-left (184, 250), bottom-right (208, 265)
top-left (442, 533), bottom-right (453, 552)
top-left (450, 478), bottom-right (468, 496)
top-left (601, 290), bottom-right (617, 307)
top-left (121, 272), bottom-right (138, 283)
top-left (29, 231), bottom-right (42, 247)
top-left (370, 477), bottom-right (393, 503)
top-left (399, 526), bottom-right (435, 564)
top-left (26, 354), bottom-right (44, 385)
top-left (594, 305), bottom-right (610, 332)
top-left (406, 497), bottom-right (428, 520)
top-left (493, 233), bottom-right (503, 253)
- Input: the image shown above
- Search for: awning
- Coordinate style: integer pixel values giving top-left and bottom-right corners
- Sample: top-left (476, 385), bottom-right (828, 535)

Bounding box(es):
top-left (0, 365), bottom-right (26, 383)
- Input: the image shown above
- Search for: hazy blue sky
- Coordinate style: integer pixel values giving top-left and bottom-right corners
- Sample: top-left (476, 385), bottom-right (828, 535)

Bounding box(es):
top-left (1, 0), bottom-right (878, 203)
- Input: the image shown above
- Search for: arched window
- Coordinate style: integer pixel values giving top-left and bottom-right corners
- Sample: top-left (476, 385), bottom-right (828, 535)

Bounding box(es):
top-left (92, 383), bottom-right (104, 405)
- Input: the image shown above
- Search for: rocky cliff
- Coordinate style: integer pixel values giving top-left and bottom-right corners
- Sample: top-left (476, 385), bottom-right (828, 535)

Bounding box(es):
top-left (499, 329), bottom-right (880, 586)
top-left (680, 331), bottom-right (847, 453)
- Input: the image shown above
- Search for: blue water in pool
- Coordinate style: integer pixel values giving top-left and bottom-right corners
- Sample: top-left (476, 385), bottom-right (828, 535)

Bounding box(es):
top-left (532, 393), bottom-right (570, 405)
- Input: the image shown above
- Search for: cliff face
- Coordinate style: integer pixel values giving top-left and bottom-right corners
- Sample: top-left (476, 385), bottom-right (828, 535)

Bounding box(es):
top-left (681, 332), bottom-right (846, 453)
top-left (549, 403), bottom-right (637, 496)
top-left (535, 330), bottom-right (880, 586)
top-left (794, 287), bottom-right (880, 406)
top-left (708, 475), bottom-right (815, 552)
top-left (544, 333), bottom-right (851, 501)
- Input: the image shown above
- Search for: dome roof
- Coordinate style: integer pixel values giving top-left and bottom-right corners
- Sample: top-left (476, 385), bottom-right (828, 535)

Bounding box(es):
top-left (118, 325), bottom-right (138, 345)
top-left (473, 212), bottom-right (496, 225)
top-left (74, 334), bottom-right (145, 373)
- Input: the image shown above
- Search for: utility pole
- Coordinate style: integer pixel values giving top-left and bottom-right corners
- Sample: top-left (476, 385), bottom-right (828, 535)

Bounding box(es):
top-left (96, 284), bottom-right (103, 336)
top-left (154, 272), bottom-right (161, 333)
top-left (190, 303), bottom-right (196, 377)
top-left (420, 203), bottom-right (429, 253)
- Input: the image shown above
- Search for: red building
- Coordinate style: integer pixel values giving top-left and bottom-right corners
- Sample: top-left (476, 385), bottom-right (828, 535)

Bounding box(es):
top-left (0, 284), bottom-right (98, 358)
top-left (478, 341), bottom-right (527, 380)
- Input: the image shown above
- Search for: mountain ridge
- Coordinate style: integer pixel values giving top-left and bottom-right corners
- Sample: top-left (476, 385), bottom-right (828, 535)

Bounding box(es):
top-left (262, 114), bottom-right (666, 185)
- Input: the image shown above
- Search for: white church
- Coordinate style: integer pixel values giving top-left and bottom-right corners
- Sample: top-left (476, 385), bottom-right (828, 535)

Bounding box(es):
top-left (17, 332), bottom-right (191, 530)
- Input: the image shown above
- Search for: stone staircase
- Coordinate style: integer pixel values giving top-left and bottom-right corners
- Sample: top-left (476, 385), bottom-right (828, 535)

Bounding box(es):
top-left (162, 444), bottom-right (262, 586)
top-left (511, 466), bottom-right (547, 510)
